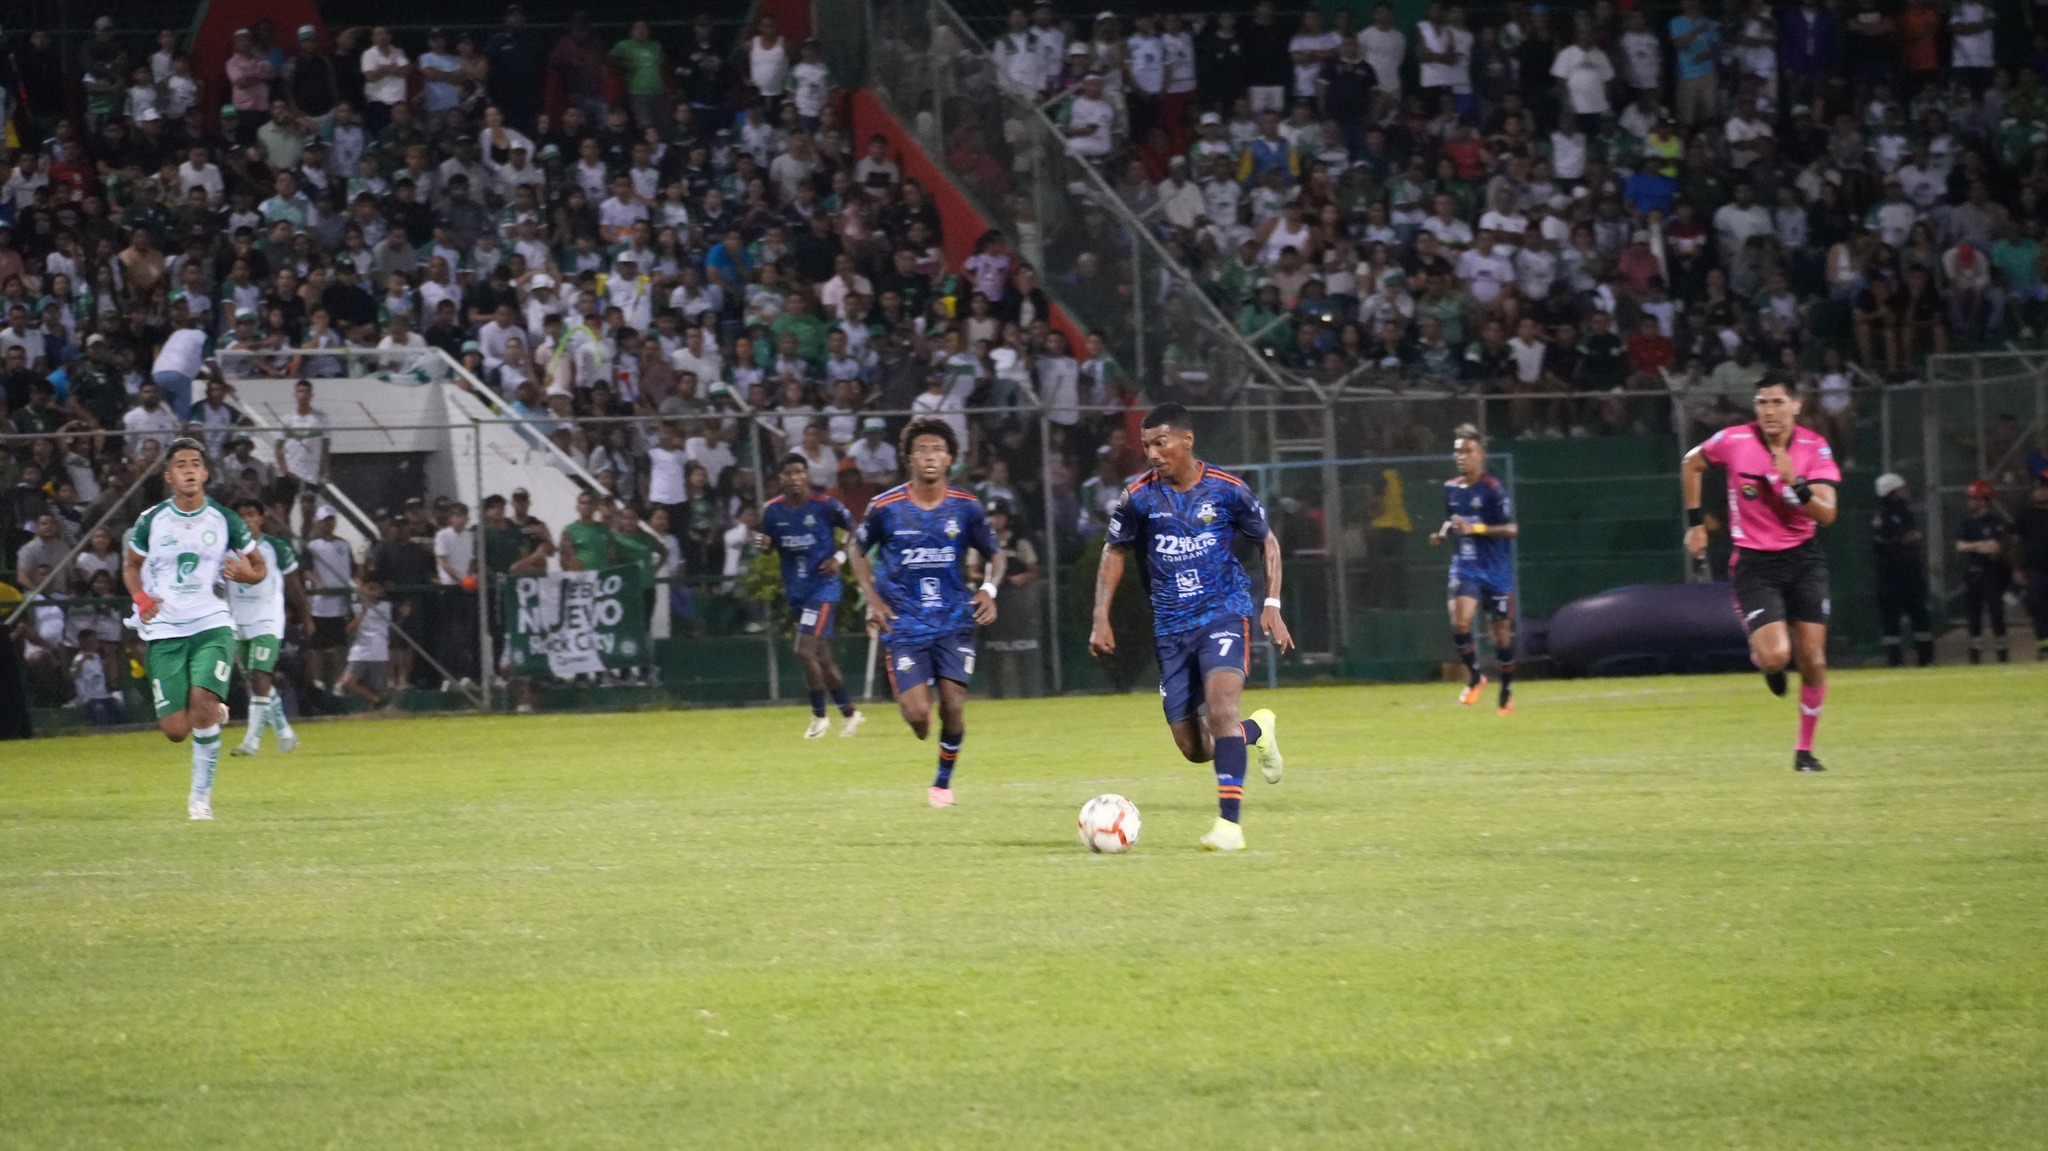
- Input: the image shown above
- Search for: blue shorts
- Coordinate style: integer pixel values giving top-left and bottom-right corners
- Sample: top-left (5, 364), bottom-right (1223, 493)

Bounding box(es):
top-left (884, 630), bottom-right (977, 692)
top-left (1155, 616), bottom-right (1252, 724)
top-left (1449, 569), bottom-right (1515, 618)
top-left (790, 596), bottom-right (840, 639)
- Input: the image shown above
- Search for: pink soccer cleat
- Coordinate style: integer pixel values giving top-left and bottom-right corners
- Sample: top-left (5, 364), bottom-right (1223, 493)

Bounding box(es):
top-left (927, 786), bottom-right (956, 808)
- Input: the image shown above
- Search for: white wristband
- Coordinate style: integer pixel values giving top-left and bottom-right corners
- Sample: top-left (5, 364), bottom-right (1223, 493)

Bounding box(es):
top-left (980, 582), bottom-right (1000, 599)
top-left (1263, 597), bottom-right (1281, 609)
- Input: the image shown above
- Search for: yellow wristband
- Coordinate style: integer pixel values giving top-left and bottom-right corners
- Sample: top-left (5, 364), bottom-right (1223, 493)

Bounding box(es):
top-left (1471, 523), bottom-right (1487, 535)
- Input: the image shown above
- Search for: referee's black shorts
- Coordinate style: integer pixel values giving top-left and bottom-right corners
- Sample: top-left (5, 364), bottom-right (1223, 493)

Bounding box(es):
top-left (1731, 539), bottom-right (1830, 634)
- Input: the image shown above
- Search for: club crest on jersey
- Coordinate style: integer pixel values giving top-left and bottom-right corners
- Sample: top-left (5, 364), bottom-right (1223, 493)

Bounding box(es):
top-left (201, 529), bottom-right (218, 546)
top-left (803, 514), bottom-right (815, 527)
top-left (1196, 501), bottom-right (1217, 524)
top-left (944, 518), bottom-right (960, 539)
top-left (1739, 482), bottom-right (1760, 500)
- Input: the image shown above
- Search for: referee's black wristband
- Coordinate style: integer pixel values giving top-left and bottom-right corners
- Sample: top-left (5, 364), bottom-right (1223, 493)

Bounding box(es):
top-left (1792, 479), bottom-right (1813, 505)
top-left (1685, 507), bottom-right (1704, 528)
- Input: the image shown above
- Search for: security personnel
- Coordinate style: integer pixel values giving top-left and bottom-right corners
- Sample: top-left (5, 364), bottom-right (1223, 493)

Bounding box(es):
top-left (1870, 472), bottom-right (1933, 667)
top-left (1953, 479), bottom-right (2011, 664)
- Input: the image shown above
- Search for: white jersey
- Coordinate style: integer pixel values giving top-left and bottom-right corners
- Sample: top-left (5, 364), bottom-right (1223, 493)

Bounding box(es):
top-left (229, 534), bottom-right (299, 639)
top-left (127, 497), bottom-right (257, 642)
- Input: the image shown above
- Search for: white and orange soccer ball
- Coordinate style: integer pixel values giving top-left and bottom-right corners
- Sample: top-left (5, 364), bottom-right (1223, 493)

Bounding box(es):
top-left (1077, 794), bottom-right (1142, 854)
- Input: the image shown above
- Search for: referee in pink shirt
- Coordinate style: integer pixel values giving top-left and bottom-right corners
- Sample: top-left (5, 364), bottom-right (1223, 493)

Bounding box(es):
top-left (1682, 377), bottom-right (1844, 772)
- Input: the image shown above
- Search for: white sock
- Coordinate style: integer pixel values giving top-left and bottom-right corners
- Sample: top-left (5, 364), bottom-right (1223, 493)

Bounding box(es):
top-left (270, 693), bottom-right (295, 737)
top-left (243, 695), bottom-right (270, 747)
top-left (189, 724), bottom-right (222, 804)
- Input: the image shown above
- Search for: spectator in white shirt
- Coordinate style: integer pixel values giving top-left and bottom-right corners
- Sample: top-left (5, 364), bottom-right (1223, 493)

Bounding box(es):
top-left (846, 417), bottom-right (901, 483)
top-left (359, 26), bottom-right (410, 132)
top-left (1063, 74), bottom-right (1117, 160)
top-left (1550, 26), bottom-right (1615, 131)
top-left (1359, 6), bottom-right (1407, 95)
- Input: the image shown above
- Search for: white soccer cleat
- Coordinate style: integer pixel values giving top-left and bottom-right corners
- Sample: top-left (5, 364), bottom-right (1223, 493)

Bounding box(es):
top-left (1248, 707), bottom-right (1283, 784)
top-left (230, 742), bottom-right (258, 758)
top-left (839, 710), bottom-right (865, 737)
top-left (1199, 817), bottom-right (1245, 852)
top-left (278, 731), bottom-right (299, 754)
top-left (804, 716), bottom-right (831, 739)
top-left (187, 800), bottom-right (214, 821)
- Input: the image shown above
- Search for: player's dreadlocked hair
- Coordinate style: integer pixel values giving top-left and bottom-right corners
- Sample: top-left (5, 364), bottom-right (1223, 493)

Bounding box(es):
top-left (1451, 423), bottom-right (1485, 448)
top-left (899, 416), bottom-right (959, 460)
top-left (162, 436), bottom-right (209, 471)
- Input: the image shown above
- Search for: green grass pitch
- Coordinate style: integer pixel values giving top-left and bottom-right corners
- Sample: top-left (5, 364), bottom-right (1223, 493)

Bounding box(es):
top-left (3, 667), bottom-right (2045, 1149)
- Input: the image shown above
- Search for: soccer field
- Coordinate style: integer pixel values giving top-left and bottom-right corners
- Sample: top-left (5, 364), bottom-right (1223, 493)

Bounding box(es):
top-left (3, 669), bottom-right (2045, 1149)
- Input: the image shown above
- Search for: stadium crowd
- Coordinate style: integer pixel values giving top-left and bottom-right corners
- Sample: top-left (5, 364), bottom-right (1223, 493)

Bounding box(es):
top-left (0, 8), bottom-right (1089, 716)
top-left (5, 3), bottom-right (2048, 717)
top-left (920, 0), bottom-right (2048, 445)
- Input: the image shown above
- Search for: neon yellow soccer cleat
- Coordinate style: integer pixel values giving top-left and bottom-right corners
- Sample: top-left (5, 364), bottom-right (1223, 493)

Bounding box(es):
top-left (1199, 817), bottom-right (1246, 852)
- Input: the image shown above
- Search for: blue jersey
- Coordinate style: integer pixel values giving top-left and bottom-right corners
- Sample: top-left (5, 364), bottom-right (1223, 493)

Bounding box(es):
top-left (854, 484), bottom-right (1001, 642)
top-left (1445, 473), bottom-right (1514, 584)
top-left (1104, 463), bottom-right (1272, 636)
top-left (760, 490), bottom-right (852, 606)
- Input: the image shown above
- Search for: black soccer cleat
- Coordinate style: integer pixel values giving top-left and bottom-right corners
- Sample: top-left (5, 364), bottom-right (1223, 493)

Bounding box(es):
top-left (1794, 750), bottom-right (1826, 773)
top-left (1764, 670), bottom-right (1788, 697)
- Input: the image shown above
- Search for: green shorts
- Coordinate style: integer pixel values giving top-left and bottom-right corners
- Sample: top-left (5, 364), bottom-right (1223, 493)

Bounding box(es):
top-left (147, 627), bottom-right (235, 719)
top-left (236, 634), bottom-right (282, 674)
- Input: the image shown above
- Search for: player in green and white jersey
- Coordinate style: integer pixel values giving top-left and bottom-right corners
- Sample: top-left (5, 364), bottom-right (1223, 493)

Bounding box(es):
top-left (122, 438), bottom-right (267, 820)
top-left (227, 496), bottom-right (310, 758)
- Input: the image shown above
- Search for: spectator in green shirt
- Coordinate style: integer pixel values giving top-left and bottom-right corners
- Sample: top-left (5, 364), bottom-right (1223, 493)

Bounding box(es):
top-left (1992, 220), bottom-right (2044, 336)
top-left (770, 292), bottom-right (829, 366)
top-left (610, 503), bottom-right (668, 580)
top-left (480, 494), bottom-right (527, 578)
top-left (609, 21), bottom-right (668, 131)
top-left (559, 490), bottom-right (618, 571)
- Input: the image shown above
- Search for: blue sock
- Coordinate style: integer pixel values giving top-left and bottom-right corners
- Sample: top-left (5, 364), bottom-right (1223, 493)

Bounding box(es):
top-left (1453, 631), bottom-right (1479, 684)
top-left (1498, 642), bottom-right (1516, 698)
top-left (808, 690), bottom-right (826, 718)
top-left (934, 730), bottom-right (962, 788)
top-left (1213, 735), bottom-right (1246, 823)
top-left (1240, 717), bottom-right (1263, 745)
top-left (829, 685), bottom-right (855, 716)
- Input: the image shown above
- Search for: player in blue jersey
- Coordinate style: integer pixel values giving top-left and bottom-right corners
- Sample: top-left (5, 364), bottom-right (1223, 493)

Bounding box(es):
top-left (756, 452), bottom-right (866, 738)
top-left (849, 417), bottom-right (1005, 807)
top-left (1088, 404), bottom-right (1293, 852)
top-left (1430, 424), bottom-right (1520, 714)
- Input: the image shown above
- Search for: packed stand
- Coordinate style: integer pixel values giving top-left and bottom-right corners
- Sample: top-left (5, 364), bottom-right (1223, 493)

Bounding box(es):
top-left (900, 0), bottom-right (2048, 449)
top-left (0, 8), bottom-right (1098, 714)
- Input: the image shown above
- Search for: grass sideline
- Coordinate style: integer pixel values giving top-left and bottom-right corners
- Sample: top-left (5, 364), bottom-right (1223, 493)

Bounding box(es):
top-left (3, 668), bottom-right (2045, 1149)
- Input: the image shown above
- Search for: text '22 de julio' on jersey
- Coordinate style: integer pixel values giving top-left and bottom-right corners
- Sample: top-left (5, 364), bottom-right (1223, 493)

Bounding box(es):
top-left (760, 490), bottom-right (852, 607)
top-left (1105, 464), bottom-right (1271, 635)
top-left (854, 485), bottom-right (1001, 640)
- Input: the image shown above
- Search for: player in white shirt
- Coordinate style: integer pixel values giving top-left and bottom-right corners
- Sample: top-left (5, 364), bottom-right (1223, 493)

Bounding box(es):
top-left (123, 439), bottom-right (268, 820)
top-left (226, 497), bottom-right (309, 757)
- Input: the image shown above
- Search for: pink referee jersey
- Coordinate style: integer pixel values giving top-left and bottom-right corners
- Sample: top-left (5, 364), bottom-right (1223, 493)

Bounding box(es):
top-left (1700, 423), bottom-right (1843, 552)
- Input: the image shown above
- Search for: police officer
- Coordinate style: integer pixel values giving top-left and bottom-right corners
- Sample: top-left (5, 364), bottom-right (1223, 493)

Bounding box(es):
top-left (1870, 473), bottom-right (1933, 667)
top-left (1953, 479), bottom-right (2012, 664)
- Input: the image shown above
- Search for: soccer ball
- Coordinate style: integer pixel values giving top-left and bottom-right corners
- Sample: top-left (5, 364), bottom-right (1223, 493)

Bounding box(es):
top-left (1077, 794), bottom-right (1141, 853)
